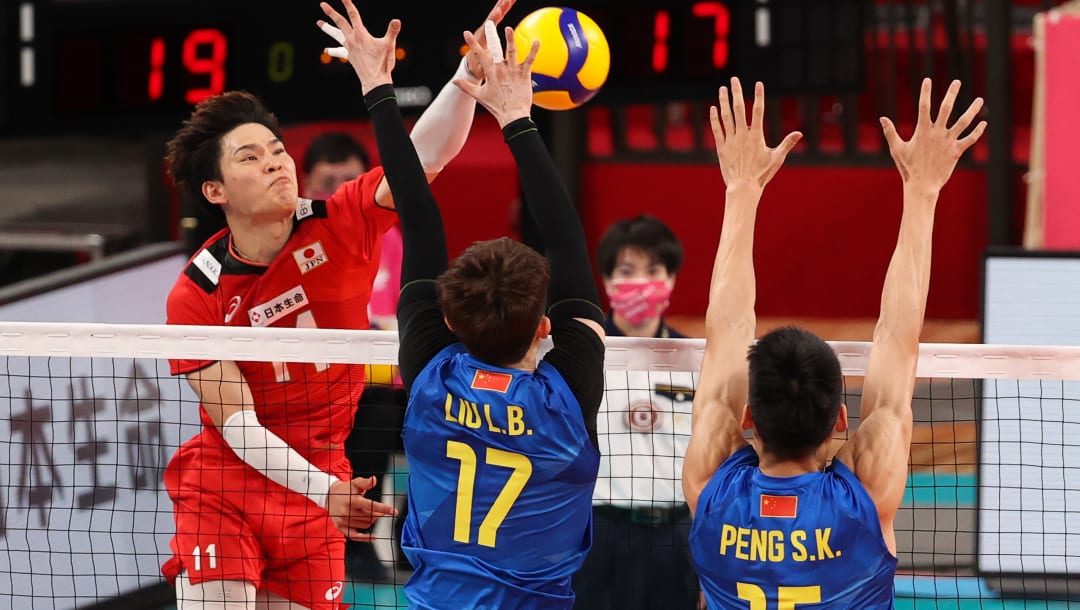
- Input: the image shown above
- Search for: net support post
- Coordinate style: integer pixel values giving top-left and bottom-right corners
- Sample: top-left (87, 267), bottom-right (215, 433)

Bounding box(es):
top-left (986, 0), bottom-right (1014, 246)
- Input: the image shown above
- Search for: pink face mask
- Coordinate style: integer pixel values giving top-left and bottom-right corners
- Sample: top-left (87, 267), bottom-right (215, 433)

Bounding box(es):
top-left (606, 279), bottom-right (673, 326)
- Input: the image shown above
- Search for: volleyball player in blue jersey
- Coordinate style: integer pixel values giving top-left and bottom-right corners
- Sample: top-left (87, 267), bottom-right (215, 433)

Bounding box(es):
top-left (319, 3), bottom-right (606, 607)
top-left (681, 77), bottom-right (985, 608)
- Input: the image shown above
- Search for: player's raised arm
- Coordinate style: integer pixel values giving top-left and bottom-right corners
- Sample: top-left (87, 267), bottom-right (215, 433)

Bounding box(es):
top-left (455, 26), bottom-right (607, 439)
top-left (835, 79), bottom-right (985, 551)
top-left (320, 1), bottom-right (458, 389)
top-left (405, 0), bottom-right (516, 176)
top-left (682, 79), bottom-right (801, 514)
top-left (456, 26), bottom-right (605, 339)
top-left (318, 0), bottom-right (517, 209)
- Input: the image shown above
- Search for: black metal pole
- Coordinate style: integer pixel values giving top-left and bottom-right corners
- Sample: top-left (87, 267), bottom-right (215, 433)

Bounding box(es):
top-left (985, 0), bottom-right (1013, 246)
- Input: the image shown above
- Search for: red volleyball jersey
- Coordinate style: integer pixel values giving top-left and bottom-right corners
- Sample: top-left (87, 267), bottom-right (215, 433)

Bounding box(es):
top-left (166, 168), bottom-right (396, 469)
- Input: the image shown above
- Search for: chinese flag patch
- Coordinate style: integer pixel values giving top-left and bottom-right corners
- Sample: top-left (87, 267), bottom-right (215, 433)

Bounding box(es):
top-left (760, 494), bottom-right (798, 518)
top-left (470, 370), bottom-right (513, 393)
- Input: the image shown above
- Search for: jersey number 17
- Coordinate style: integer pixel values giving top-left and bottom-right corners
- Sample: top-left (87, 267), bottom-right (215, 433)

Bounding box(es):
top-left (446, 440), bottom-right (533, 548)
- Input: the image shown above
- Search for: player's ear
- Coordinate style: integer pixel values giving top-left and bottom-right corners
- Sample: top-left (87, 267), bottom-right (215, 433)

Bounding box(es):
top-left (536, 315), bottom-right (551, 340)
top-left (740, 404), bottom-right (754, 431)
top-left (202, 180), bottom-right (228, 206)
top-left (834, 403), bottom-right (849, 433)
top-left (443, 316), bottom-right (455, 332)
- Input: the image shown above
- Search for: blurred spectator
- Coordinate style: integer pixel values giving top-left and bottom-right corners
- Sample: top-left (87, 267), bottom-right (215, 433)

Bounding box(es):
top-left (302, 132), bottom-right (371, 199)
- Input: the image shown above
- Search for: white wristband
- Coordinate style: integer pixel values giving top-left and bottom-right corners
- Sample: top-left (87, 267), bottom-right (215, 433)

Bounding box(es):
top-left (219, 409), bottom-right (337, 509)
top-left (456, 54), bottom-right (482, 84)
top-left (410, 56), bottom-right (479, 174)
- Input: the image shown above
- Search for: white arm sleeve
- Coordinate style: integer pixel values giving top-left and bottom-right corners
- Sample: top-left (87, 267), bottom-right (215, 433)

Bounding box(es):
top-left (219, 409), bottom-right (337, 509)
top-left (410, 56), bottom-right (481, 174)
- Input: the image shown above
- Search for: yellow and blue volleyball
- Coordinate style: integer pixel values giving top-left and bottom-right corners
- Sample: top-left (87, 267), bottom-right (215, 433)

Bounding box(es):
top-left (513, 7), bottom-right (610, 111)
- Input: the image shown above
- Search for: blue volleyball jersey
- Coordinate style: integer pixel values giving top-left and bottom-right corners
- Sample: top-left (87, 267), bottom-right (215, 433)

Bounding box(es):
top-left (401, 343), bottom-right (601, 610)
top-left (690, 446), bottom-right (897, 609)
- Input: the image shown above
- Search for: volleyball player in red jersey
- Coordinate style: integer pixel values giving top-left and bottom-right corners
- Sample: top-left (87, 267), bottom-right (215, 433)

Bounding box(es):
top-left (160, 2), bottom-right (516, 607)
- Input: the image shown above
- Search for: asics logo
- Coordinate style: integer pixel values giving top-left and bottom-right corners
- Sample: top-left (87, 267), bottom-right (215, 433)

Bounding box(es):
top-left (325, 581), bottom-right (344, 600)
top-left (224, 296), bottom-right (242, 323)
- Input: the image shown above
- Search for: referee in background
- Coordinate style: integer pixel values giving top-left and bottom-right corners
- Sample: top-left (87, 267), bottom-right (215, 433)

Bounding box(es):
top-left (573, 216), bottom-right (699, 610)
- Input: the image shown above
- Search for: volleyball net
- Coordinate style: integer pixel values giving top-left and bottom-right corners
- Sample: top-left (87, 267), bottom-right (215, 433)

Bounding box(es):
top-left (0, 322), bottom-right (1078, 609)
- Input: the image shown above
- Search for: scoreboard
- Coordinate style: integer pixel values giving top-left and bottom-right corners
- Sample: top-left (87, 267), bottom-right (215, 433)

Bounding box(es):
top-left (0, 0), bottom-right (865, 135)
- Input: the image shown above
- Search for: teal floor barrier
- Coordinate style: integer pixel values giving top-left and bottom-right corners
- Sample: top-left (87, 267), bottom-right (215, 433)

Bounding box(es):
top-left (903, 472), bottom-right (977, 507)
top-left (894, 576), bottom-right (1075, 609)
top-left (344, 582), bottom-right (408, 609)
top-left (341, 578), bottom-right (1076, 610)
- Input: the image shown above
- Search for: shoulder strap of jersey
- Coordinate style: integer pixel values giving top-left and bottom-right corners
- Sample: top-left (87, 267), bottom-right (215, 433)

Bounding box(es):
top-left (294, 198), bottom-right (329, 224)
top-left (183, 232), bottom-right (264, 294)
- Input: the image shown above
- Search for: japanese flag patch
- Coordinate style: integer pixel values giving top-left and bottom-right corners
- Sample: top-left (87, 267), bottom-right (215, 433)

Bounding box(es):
top-left (293, 241), bottom-right (328, 274)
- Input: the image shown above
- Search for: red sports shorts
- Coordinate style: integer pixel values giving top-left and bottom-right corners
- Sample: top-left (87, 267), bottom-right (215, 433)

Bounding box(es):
top-left (162, 431), bottom-right (351, 609)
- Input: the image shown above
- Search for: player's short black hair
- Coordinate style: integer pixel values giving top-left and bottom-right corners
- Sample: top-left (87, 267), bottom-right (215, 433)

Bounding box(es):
top-left (437, 237), bottom-right (550, 367)
top-left (747, 326), bottom-right (843, 460)
top-left (166, 91), bottom-right (283, 220)
top-left (302, 132), bottom-right (371, 175)
top-left (596, 215), bottom-right (684, 278)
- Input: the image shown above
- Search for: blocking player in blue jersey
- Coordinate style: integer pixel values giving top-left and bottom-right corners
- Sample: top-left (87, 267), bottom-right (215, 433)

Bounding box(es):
top-left (681, 77), bottom-right (986, 608)
top-left (319, 4), bottom-right (606, 608)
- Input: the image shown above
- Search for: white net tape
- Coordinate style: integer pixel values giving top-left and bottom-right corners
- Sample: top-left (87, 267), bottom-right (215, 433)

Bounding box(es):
top-left (4, 321), bottom-right (1080, 379)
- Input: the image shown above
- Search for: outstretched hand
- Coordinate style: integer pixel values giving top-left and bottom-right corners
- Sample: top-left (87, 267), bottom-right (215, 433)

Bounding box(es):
top-left (880, 78), bottom-right (986, 193)
top-left (320, 0), bottom-right (515, 82)
top-left (464, 0), bottom-right (518, 80)
top-left (710, 77), bottom-right (802, 194)
top-left (454, 26), bottom-right (539, 128)
top-left (327, 476), bottom-right (398, 542)
top-left (317, 0), bottom-right (400, 94)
